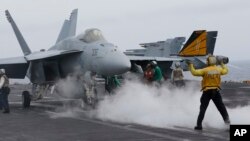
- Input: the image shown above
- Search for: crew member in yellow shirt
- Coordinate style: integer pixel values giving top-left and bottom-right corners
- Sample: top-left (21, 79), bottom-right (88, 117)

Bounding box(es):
top-left (187, 55), bottom-right (230, 130)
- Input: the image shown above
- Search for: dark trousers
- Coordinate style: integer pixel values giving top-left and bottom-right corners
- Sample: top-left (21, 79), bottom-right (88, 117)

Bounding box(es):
top-left (197, 89), bottom-right (229, 126)
top-left (0, 90), bottom-right (9, 111)
top-left (0, 94), bottom-right (3, 109)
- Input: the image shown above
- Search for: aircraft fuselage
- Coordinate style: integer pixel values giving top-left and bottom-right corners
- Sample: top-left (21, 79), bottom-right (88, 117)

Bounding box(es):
top-left (50, 37), bottom-right (131, 76)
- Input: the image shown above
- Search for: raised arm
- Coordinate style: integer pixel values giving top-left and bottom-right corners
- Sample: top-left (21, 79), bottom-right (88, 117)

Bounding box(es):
top-left (189, 64), bottom-right (204, 76)
top-left (220, 63), bottom-right (228, 75)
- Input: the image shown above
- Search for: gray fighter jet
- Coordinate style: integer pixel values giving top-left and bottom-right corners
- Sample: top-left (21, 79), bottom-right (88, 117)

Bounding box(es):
top-left (125, 30), bottom-right (229, 79)
top-left (1, 9), bottom-right (131, 107)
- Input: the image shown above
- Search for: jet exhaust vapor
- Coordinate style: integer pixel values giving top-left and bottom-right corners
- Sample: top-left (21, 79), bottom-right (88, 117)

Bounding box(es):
top-left (93, 79), bottom-right (250, 129)
top-left (48, 78), bottom-right (250, 130)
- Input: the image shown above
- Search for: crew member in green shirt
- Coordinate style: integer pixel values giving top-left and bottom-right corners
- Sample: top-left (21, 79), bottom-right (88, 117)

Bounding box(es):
top-left (150, 61), bottom-right (163, 83)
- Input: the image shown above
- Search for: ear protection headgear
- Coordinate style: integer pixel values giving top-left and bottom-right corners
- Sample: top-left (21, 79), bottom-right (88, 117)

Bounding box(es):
top-left (207, 56), bottom-right (217, 66)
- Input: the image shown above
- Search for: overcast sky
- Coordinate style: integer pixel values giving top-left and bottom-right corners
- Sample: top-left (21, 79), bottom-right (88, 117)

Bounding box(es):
top-left (1, 0), bottom-right (250, 60)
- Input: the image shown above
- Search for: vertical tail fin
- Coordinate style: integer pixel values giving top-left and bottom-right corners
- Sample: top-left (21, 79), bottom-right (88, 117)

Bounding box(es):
top-left (5, 10), bottom-right (31, 55)
top-left (56, 9), bottom-right (78, 43)
top-left (169, 37), bottom-right (186, 56)
top-left (206, 31), bottom-right (217, 55)
top-left (178, 30), bottom-right (217, 56)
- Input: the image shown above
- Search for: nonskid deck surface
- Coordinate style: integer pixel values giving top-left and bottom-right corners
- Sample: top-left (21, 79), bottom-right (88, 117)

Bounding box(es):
top-left (0, 82), bottom-right (249, 141)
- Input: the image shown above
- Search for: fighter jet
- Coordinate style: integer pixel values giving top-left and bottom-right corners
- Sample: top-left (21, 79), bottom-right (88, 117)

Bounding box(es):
top-left (125, 30), bottom-right (229, 79)
top-left (1, 9), bottom-right (131, 107)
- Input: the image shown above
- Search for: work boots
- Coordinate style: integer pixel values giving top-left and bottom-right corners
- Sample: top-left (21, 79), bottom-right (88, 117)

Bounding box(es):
top-left (3, 109), bottom-right (10, 113)
top-left (224, 118), bottom-right (231, 125)
top-left (194, 125), bottom-right (203, 130)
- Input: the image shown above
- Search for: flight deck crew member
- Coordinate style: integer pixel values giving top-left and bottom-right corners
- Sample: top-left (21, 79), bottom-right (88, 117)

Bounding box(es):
top-left (105, 75), bottom-right (121, 94)
top-left (144, 63), bottom-right (154, 82)
top-left (0, 69), bottom-right (10, 113)
top-left (187, 56), bottom-right (230, 130)
top-left (172, 62), bottom-right (185, 87)
top-left (0, 70), bottom-right (3, 110)
top-left (151, 61), bottom-right (163, 81)
top-left (150, 61), bottom-right (163, 86)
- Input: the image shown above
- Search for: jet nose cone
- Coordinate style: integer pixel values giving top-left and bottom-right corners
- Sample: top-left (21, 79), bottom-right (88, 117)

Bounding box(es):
top-left (111, 55), bottom-right (131, 74)
top-left (98, 52), bottom-right (131, 76)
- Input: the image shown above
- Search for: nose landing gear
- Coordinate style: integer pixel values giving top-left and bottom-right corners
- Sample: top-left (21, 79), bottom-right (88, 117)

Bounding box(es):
top-left (22, 91), bottom-right (31, 108)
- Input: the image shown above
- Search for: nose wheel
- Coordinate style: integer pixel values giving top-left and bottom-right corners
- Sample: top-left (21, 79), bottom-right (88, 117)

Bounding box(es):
top-left (82, 87), bottom-right (98, 109)
top-left (22, 91), bottom-right (31, 108)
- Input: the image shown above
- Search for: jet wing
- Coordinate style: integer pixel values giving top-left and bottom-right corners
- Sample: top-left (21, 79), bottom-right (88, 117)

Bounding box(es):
top-left (193, 57), bottom-right (207, 69)
top-left (128, 56), bottom-right (182, 61)
top-left (0, 57), bottom-right (28, 78)
top-left (180, 56), bottom-right (207, 71)
top-left (0, 50), bottom-right (82, 79)
top-left (25, 49), bottom-right (83, 84)
top-left (25, 50), bottom-right (83, 61)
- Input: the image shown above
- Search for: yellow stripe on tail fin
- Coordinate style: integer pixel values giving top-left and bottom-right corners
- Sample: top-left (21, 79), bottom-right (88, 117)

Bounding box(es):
top-left (179, 30), bottom-right (207, 56)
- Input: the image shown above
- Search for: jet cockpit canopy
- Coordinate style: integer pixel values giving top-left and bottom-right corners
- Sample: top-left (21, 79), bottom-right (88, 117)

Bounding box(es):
top-left (77, 28), bottom-right (106, 43)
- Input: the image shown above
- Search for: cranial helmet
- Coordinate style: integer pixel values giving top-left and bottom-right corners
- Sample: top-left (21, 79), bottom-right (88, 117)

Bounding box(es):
top-left (151, 61), bottom-right (157, 65)
top-left (207, 55), bottom-right (217, 66)
top-left (175, 62), bottom-right (181, 68)
top-left (0, 69), bottom-right (5, 75)
top-left (150, 61), bottom-right (157, 67)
